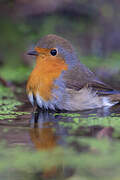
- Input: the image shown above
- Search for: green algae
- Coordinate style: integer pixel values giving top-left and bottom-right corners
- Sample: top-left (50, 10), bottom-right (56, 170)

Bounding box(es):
top-left (80, 116), bottom-right (120, 128)
top-left (58, 114), bottom-right (120, 137)
top-left (0, 85), bottom-right (29, 120)
top-left (54, 112), bottom-right (81, 117)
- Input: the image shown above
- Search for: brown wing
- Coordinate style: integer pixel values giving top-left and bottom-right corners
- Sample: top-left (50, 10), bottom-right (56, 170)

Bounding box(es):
top-left (63, 63), bottom-right (119, 96)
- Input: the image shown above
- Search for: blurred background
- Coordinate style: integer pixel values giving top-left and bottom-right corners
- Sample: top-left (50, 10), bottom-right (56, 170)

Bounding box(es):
top-left (1, 0), bottom-right (120, 87)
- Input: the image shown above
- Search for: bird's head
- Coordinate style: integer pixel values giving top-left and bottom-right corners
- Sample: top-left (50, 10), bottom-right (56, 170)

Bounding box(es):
top-left (27, 34), bottom-right (78, 68)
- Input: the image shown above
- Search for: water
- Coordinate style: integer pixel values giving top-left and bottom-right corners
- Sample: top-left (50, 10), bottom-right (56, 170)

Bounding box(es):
top-left (1, 100), bottom-right (120, 180)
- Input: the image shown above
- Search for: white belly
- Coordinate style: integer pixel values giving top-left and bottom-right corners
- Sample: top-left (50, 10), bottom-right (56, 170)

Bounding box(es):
top-left (27, 88), bottom-right (117, 111)
top-left (28, 93), bottom-right (56, 110)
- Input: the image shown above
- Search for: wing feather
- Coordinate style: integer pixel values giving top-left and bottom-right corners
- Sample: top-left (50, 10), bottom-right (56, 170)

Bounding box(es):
top-left (63, 64), bottom-right (120, 97)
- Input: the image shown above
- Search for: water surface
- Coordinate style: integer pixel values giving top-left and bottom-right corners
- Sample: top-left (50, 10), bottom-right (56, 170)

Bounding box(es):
top-left (1, 99), bottom-right (120, 180)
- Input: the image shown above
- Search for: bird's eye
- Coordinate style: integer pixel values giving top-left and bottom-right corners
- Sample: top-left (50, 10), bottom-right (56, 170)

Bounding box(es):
top-left (50, 49), bottom-right (57, 56)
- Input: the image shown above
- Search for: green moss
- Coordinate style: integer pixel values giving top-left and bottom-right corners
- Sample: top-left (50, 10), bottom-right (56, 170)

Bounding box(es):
top-left (0, 85), bottom-right (30, 120)
top-left (58, 113), bottom-right (120, 138)
top-left (54, 112), bottom-right (81, 117)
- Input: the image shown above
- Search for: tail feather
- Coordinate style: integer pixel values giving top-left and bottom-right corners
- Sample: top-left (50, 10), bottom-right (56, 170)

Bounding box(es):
top-left (97, 89), bottom-right (120, 96)
top-left (109, 94), bottom-right (120, 102)
top-left (96, 89), bottom-right (120, 103)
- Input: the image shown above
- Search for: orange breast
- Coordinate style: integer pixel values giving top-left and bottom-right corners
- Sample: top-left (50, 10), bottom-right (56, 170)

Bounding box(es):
top-left (26, 55), bottom-right (68, 101)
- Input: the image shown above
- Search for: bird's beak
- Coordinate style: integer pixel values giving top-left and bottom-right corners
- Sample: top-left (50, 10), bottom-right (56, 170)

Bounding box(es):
top-left (27, 50), bottom-right (38, 56)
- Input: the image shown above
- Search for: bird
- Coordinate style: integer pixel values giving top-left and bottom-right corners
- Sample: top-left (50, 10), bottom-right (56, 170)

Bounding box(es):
top-left (26, 34), bottom-right (120, 111)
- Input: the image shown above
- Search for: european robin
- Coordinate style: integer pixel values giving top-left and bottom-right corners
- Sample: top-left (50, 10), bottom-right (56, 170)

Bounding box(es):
top-left (26, 34), bottom-right (120, 111)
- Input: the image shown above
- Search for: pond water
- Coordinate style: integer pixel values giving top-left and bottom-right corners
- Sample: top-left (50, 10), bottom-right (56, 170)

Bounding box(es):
top-left (1, 90), bottom-right (120, 180)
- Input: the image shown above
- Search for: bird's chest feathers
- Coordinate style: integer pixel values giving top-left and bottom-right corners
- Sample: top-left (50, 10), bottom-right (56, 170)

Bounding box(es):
top-left (27, 58), bottom-right (68, 101)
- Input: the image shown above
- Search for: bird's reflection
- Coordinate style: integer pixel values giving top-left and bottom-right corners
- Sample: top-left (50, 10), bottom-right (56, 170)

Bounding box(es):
top-left (29, 111), bottom-right (65, 178)
top-left (29, 112), bottom-right (59, 150)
